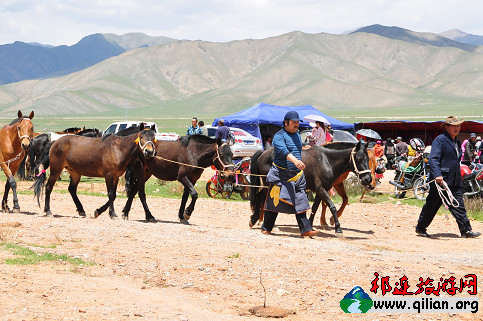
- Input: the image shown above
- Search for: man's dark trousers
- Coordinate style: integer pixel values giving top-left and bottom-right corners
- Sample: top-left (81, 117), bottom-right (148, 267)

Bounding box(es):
top-left (417, 181), bottom-right (472, 235)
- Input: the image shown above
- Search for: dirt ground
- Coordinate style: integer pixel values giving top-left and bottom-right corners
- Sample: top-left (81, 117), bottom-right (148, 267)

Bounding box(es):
top-left (0, 170), bottom-right (482, 320)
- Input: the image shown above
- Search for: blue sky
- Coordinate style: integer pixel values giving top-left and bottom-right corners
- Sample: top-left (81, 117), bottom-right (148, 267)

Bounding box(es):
top-left (1, 0), bottom-right (482, 46)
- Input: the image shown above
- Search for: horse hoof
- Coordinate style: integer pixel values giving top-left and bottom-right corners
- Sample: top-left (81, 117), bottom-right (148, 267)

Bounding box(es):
top-left (122, 215), bottom-right (128, 220)
top-left (146, 217), bottom-right (156, 223)
top-left (249, 220), bottom-right (254, 228)
top-left (45, 211), bottom-right (53, 217)
top-left (321, 224), bottom-right (331, 231)
top-left (94, 210), bottom-right (100, 218)
top-left (78, 211), bottom-right (86, 217)
top-left (12, 208), bottom-right (21, 213)
top-left (335, 229), bottom-right (343, 234)
top-left (330, 218), bottom-right (335, 226)
top-left (180, 219), bottom-right (190, 225)
top-left (110, 216), bottom-right (119, 220)
top-left (183, 213), bottom-right (191, 221)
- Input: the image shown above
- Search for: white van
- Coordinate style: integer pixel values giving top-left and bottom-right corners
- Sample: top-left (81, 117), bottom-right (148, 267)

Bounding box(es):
top-left (103, 121), bottom-right (179, 141)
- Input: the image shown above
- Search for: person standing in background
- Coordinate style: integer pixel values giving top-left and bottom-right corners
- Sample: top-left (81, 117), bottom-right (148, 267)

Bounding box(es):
top-left (198, 120), bottom-right (208, 136)
top-left (395, 136), bottom-right (408, 158)
top-left (187, 117), bottom-right (202, 135)
top-left (384, 138), bottom-right (396, 169)
top-left (215, 119), bottom-right (230, 143)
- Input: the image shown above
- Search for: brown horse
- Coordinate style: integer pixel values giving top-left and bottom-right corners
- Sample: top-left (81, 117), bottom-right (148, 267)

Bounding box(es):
top-left (122, 135), bottom-right (235, 222)
top-left (313, 149), bottom-right (378, 228)
top-left (0, 110), bottom-right (34, 212)
top-left (32, 124), bottom-right (156, 219)
top-left (250, 142), bottom-right (373, 234)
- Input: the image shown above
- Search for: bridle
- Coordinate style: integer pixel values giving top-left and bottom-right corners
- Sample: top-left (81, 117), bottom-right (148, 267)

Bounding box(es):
top-left (213, 143), bottom-right (234, 174)
top-left (350, 147), bottom-right (371, 179)
top-left (135, 130), bottom-right (156, 156)
top-left (17, 119), bottom-right (33, 144)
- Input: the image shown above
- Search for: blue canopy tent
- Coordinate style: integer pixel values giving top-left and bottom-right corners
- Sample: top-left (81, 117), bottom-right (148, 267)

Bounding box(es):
top-left (212, 103), bottom-right (353, 141)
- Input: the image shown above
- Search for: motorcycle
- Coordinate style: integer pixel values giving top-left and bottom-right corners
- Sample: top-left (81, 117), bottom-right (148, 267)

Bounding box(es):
top-left (205, 157), bottom-right (251, 200)
top-left (389, 153), bottom-right (430, 200)
top-left (461, 162), bottom-right (483, 198)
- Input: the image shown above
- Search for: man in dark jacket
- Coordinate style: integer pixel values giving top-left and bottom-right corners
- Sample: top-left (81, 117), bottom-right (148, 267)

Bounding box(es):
top-left (415, 116), bottom-right (480, 238)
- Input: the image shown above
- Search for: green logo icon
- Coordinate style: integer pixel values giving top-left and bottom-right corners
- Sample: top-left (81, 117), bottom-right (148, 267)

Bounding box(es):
top-left (340, 286), bottom-right (373, 313)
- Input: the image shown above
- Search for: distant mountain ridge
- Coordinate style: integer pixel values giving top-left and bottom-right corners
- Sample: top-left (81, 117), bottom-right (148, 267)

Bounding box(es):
top-left (351, 24), bottom-right (478, 52)
top-left (0, 33), bottom-right (178, 85)
top-left (1, 28), bottom-right (482, 118)
top-left (439, 29), bottom-right (483, 46)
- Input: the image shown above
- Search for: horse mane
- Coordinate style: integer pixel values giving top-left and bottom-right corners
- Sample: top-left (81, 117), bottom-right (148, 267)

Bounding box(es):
top-left (9, 117), bottom-right (28, 125)
top-left (76, 128), bottom-right (98, 135)
top-left (102, 126), bottom-right (141, 141)
top-left (180, 134), bottom-right (216, 146)
top-left (322, 141), bottom-right (357, 150)
top-left (62, 127), bottom-right (81, 133)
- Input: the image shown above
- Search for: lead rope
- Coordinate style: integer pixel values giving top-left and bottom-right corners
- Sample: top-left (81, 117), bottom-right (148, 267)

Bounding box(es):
top-left (435, 180), bottom-right (460, 209)
top-left (0, 151), bottom-right (25, 168)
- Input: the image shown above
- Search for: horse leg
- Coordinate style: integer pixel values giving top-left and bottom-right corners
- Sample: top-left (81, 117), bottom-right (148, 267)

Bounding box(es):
top-left (330, 183), bottom-right (348, 226)
top-left (105, 175), bottom-right (119, 219)
top-left (308, 194), bottom-right (322, 225)
top-left (2, 180), bottom-right (11, 213)
top-left (43, 168), bottom-right (63, 217)
top-left (67, 173), bottom-right (86, 217)
top-left (179, 189), bottom-right (190, 221)
top-left (132, 163), bottom-right (155, 222)
top-left (94, 201), bottom-right (110, 218)
top-left (249, 188), bottom-right (267, 227)
top-left (122, 182), bottom-right (138, 220)
top-left (178, 176), bottom-right (198, 221)
top-left (315, 188), bottom-right (342, 234)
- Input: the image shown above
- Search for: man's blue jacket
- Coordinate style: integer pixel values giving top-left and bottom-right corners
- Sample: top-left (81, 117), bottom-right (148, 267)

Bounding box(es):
top-left (429, 131), bottom-right (462, 187)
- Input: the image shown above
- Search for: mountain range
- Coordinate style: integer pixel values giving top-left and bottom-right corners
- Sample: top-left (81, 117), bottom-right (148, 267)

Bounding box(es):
top-left (0, 33), bottom-right (177, 85)
top-left (0, 25), bottom-right (482, 118)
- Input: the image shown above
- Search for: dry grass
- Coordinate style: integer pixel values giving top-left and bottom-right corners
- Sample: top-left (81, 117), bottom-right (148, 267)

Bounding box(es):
top-left (464, 197), bottom-right (483, 221)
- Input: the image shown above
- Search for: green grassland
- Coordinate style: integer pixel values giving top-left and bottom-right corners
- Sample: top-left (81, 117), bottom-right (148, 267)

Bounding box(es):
top-left (3, 102), bottom-right (482, 136)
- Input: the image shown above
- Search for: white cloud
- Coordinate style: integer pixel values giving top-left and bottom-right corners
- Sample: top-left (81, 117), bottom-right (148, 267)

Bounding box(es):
top-left (0, 0), bottom-right (482, 46)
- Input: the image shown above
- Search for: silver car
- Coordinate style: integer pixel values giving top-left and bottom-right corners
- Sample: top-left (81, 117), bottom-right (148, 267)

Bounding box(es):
top-left (205, 126), bottom-right (263, 158)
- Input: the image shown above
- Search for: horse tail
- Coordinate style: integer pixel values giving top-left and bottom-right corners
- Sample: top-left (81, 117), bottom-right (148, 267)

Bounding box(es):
top-left (28, 142), bottom-right (36, 177)
top-left (124, 163), bottom-right (137, 195)
top-left (249, 150), bottom-right (265, 227)
top-left (16, 155), bottom-right (27, 181)
top-left (30, 141), bottom-right (53, 207)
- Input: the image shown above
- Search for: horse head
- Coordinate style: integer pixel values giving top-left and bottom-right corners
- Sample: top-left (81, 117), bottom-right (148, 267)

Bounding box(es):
top-left (351, 141), bottom-right (373, 189)
top-left (136, 123), bottom-right (156, 159)
top-left (17, 110), bottom-right (34, 151)
top-left (214, 138), bottom-right (235, 182)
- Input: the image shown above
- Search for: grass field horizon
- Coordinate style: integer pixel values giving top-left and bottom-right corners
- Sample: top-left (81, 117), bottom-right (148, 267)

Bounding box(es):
top-left (2, 104), bottom-right (482, 135)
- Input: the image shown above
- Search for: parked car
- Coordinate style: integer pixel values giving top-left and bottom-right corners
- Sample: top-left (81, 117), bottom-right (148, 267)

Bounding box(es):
top-left (205, 126), bottom-right (263, 158)
top-left (103, 121), bottom-right (179, 141)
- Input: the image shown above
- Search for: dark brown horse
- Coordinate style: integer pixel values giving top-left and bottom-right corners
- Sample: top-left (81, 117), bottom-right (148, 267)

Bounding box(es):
top-left (122, 135), bottom-right (234, 222)
top-left (32, 124), bottom-right (156, 219)
top-left (249, 141), bottom-right (372, 234)
top-left (312, 148), bottom-right (378, 228)
top-left (0, 110), bottom-right (35, 212)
